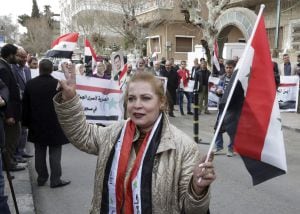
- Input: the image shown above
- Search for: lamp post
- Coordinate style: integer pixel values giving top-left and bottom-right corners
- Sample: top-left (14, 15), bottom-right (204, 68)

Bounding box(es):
top-left (274, 0), bottom-right (281, 57)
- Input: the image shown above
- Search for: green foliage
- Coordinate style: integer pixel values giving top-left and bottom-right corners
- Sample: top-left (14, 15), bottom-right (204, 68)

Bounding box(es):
top-left (31, 0), bottom-right (40, 18)
top-left (0, 15), bottom-right (19, 43)
top-left (18, 14), bottom-right (31, 27)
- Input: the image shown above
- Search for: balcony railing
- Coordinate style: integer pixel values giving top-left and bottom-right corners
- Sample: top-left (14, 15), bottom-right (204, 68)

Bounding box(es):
top-left (136, 0), bottom-right (174, 15)
top-left (71, 0), bottom-right (123, 17)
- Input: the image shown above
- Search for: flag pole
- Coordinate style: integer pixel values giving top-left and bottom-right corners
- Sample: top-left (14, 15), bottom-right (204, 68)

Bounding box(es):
top-left (202, 4), bottom-right (266, 167)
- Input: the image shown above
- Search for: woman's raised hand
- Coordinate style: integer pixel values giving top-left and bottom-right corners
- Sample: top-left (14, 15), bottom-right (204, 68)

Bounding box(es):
top-left (59, 63), bottom-right (77, 101)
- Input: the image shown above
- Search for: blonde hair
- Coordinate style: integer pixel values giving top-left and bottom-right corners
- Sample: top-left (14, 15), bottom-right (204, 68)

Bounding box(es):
top-left (125, 72), bottom-right (167, 112)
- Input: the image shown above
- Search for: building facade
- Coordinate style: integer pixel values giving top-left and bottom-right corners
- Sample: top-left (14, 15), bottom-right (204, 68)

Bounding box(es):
top-left (136, 0), bottom-right (203, 62)
top-left (215, 0), bottom-right (300, 58)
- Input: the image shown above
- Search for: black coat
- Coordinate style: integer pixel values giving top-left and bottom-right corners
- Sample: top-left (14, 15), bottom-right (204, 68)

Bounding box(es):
top-left (0, 78), bottom-right (9, 148)
top-left (161, 68), bottom-right (179, 103)
top-left (0, 59), bottom-right (22, 121)
top-left (22, 74), bottom-right (69, 146)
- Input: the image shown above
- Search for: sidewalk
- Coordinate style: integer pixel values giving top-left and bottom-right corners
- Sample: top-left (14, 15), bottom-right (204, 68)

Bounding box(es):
top-left (4, 111), bottom-right (299, 213)
top-left (281, 112), bottom-right (300, 132)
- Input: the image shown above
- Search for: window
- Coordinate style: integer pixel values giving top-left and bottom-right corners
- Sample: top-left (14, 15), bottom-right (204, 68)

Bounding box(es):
top-left (176, 37), bottom-right (193, 52)
top-left (150, 37), bottom-right (160, 53)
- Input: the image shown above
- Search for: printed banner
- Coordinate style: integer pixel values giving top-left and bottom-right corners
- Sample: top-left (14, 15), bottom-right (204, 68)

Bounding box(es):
top-left (277, 75), bottom-right (299, 112)
top-left (32, 70), bottom-right (124, 125)
top-left (208, 76), bottom-right (220, 110)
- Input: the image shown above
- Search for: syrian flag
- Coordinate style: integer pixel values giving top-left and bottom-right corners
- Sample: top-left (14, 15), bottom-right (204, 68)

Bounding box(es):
top-left (84, 38), bottom-right (97, 73)
top-left (213, 40), bottom-right (220, 72)
top-left (213, 5), bottom-right (287, 185)
top-left (119, 64), bottom-right (128, 88)
top-left (46, 32), bottom-right (79, 58)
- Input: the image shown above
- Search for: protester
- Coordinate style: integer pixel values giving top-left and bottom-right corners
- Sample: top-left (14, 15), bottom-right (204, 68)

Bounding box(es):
top-left (169, 57), bottom-right (179, 71)
top-left (0, 44), bottom-right (24, 172)
top-left (28, 56), bottom-right (38, 70)
top-left (153, 60), bottom-right (163, 76)
top-left (54, 70), bottom-right (215, 213)
top-left (272, 61), bottom-right (280, 89)
top-left (191, 58), bottom-right (200, 81)
top-left (93, 62), bottom-right (106, 79)
top-left (177, 60), bottom-right (192, 115)
top-left (103, 62), bottom-right (112, 79)
top-left (279, 53), bottom-right (296, 76)
top-left (0, 78), bottom-right (10, 213)
top-left (213, 60), bottom-right (243, 157)
top-left (194, 61), bottom-right (211, 115)
top-left (12, 48), bottom-right (33, 162)
top-left (75, 63), bottom-right (85, 75)
top-left (161, 60), bottom-right (179, 117)
top-left (22, 59), bottom-right (70, 188)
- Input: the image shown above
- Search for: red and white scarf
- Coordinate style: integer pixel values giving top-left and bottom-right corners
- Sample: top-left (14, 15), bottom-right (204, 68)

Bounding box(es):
top-left (106, 114), bottom-right (163, 214)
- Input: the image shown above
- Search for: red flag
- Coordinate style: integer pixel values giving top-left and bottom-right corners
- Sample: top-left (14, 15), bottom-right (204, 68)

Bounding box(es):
top-left (218, 5), bottom-right (287, 185)
top-left (84, 38), bottom-right (97, 73)
top-left (47, 32), bottom-right (79, 58)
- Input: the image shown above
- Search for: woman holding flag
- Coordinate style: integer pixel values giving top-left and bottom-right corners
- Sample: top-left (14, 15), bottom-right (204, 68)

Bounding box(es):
top-left (54, 67), bottom-right (215, 213)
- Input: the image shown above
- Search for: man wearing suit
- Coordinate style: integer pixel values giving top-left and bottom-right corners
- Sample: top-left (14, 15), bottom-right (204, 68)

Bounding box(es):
top-left (0, 78), bottom-right (10, 213)
top-left (22, 59), bottom-right (70, 188)
top-left (279, 53), bottom-right (297, 76)
top-left (12, 48), bottom-right (33, 162)
top-left (0, 44), bottom-right (24, 171)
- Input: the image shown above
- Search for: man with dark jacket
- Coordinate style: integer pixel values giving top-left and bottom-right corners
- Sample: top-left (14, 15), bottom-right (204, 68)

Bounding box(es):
top-left (0, 44), bottom-right (24, 171)
top-left (0, 78), bottom-right (10, 213)
top-left (22, 59), bottom-right (70, 188)
top-left (194, 61), bottom-right (211, 114)
top-left (12, 48), bottom-right (32, 162)
top-left (161, 60), bottom-right (179, 117)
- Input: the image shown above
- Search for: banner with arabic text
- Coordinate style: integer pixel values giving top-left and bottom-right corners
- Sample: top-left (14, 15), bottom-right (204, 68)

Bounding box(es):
top-left (277, 75), bottom-right (299, 112)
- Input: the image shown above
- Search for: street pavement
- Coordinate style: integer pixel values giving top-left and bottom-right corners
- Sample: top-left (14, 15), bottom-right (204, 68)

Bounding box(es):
top-left (4, 110), bottom-right (300, 214)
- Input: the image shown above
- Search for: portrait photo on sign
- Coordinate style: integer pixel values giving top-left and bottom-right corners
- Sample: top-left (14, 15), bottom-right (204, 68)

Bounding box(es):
top-left (111, 52), bottom-right (124, 78)
top-left (156, 76), bottom-right (168, 94)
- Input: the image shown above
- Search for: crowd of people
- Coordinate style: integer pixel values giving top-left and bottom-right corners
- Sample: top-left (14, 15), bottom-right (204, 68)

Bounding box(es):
top-left (0, 41), bottom-right (299, 213)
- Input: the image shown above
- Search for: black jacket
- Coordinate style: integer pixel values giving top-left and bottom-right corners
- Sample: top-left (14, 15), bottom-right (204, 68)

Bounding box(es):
top-left (0, 59), bottom-right (21, 121)
top-left (0, 78), bottom-right (9, 148)
top-left (22, 74), bottom-right (69, 146)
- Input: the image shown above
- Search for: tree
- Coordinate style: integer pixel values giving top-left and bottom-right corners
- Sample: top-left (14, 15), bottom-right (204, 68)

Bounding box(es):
top-left (20, 17), bottom-right (53, 54)
top-left (181, 0), bottom-right (230, 65)
top-left (31, 0), bottom-right (40, 18)
top-left (18, 1), bottom-right (58, 55)
top-left (0, 16), bottom-right (19, 43)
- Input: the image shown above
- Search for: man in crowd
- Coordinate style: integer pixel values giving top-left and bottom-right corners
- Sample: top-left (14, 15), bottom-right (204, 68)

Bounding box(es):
top-left (22, 59), bottom-right (70, 188)
top-left (28, 56), bottom-right (38, 70)
top-left (153, 61), bottom-right (163, 76)
top-left (213, 60), bottom-right (240, 157)
top-left (194, 61), bottom-right (211, 115)
top-left (12, 48), bottom-right (33, 163)
top-left (177, 60), bottom-right (192, 116)
top-left (0, 44), bottom-right (24, 172)
top-left (161, 60), bottom-right (179, 117)
top-left (280, 53), bottom-right (296, 76)
top-left (0, 78), bottom-right (10, 213)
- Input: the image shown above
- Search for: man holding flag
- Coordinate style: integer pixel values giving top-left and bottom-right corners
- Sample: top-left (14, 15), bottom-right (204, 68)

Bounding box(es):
top-left (208, 4), bottom-right (287, 186)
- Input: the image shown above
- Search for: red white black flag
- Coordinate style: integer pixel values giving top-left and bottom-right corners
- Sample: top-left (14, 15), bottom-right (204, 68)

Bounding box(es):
top-left (84, 38), bottom-right (97, 71)
top-left (46, 32), bottom-right (79, 58)
top-left (218, 5), bottom-right (287, 185)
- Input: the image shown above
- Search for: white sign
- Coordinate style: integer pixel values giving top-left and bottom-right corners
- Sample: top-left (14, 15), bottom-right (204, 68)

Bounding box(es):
top-left (208, 76), bottom-right (221, 111)
top-left (277, 75), bottom-right (299, 112)
top-left (32, 71), bottom-right (124, 125)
